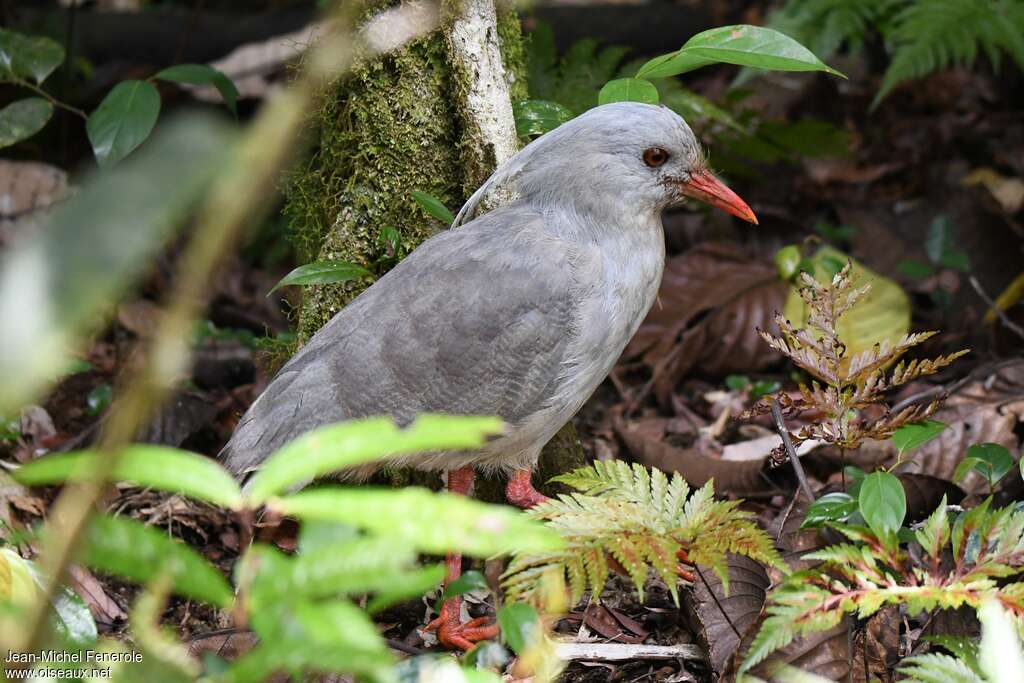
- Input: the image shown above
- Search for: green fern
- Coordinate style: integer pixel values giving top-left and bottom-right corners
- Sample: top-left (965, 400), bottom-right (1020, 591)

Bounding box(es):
top-left (502, 461), bottom-right (784, 611)
top-left (739, 497), bottom-right (1024, 672)
top-left (766, 0), bottom-right (1024, 106)
top-left (877, 0), bottom-right (1024, 105)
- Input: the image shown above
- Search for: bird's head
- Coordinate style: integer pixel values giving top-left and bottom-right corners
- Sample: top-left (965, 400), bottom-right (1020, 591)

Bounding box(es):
top-left (455, 102), bottom-right (757, 227)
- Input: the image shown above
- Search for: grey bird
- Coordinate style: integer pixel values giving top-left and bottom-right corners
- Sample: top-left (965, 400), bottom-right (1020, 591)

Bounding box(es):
top-left (220, 102), bottom-right (757, 649)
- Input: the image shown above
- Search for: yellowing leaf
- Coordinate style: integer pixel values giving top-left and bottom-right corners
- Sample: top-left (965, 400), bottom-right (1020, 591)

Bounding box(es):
top-left (962, 167), bottom-right (1024, 214)
top-left (783, 246), bottom-right (910, 364)
top-left (0, 548), bottom-right (38, 606)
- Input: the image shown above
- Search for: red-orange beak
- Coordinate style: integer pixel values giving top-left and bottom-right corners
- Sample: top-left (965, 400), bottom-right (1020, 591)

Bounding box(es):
top-left (679, 169), bottom-right (758, 225)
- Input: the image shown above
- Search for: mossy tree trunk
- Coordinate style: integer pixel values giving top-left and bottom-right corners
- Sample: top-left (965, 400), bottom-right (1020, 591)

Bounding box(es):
top-left (282, 0), bottom-right (584, 495)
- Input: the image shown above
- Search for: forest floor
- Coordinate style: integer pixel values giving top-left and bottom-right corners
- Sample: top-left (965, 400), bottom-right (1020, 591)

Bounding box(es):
top-left (2, 3), bottom-right (1024, 682)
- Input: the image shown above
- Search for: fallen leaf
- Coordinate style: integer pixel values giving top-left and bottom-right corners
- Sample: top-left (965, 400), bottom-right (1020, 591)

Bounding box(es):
top-left (68, 564), bottom-right (127, 626)
top-left (684, 555), bottom-right (768, 675)
top-left (582, 603), bottom-right (647, 644)
top-left (735, 620), bottom-right (851, 681)
top-left (622, 242), bottom-right (786, 405)
top-left (962, 167), bottom-right (1024, 214)
top-left (852, 606), bottom-right (901, 683)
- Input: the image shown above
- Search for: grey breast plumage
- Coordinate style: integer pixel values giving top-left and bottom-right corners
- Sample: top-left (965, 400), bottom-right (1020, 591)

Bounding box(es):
top-left (219, 206), bottom-right (577, 477)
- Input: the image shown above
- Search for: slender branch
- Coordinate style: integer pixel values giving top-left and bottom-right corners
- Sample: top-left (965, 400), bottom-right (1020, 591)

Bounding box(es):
top-left (16, 1), bottom-right (442, 656)
top-left (13, 77), bottom-right (88, 119)
top-left (770, 400), bottom-right (815, 501)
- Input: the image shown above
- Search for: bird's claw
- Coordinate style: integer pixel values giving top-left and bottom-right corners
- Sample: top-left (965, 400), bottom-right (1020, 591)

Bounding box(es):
top-left (424, 604), bottom-right (499, 651)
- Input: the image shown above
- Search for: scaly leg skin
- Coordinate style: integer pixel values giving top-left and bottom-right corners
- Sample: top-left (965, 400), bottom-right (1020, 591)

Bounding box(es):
top-left (505, 468), bottom-right (549, 509)
top-left (424, 466), bottom-right (499, 650)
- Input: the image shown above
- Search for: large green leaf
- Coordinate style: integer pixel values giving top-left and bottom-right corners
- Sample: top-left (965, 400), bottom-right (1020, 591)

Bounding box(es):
top-left (597, 78), bottom-right (659, 105)
top-left (155, 64), bottom-right (240, 116)
top-left (512, 99), bottom-right (574, 136)
top-left (892, 420), bottom-right (947, 455)
top-left (243, 415), bottom-right (504, 504)
top-left (0, 98), bottom-right (52, 148)
top-left (0, 114), bottom-right (232, 414)
top-left (272, 487), bottom-right (562, 556)
top-left (14, 445), bottom-right (243, 509)
top-left (81, 514), bottom-right (233, 607)
top-left (268, 260), bottom-right (371, 294)
top-left (497, 602), bottom-right (541, 655)
top-left (858, 471), bottom-right (906, 539)
top-left (0, 29), bottom-right (65, 84)
top-left (86, 80), bottom-right (162, 167)
top-left (801, 492), bottom-right (857, 529)
top-left (637, 25), bottom-right (844, 79)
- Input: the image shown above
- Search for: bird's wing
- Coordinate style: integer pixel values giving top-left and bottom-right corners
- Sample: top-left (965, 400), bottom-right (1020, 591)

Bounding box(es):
top-left (220, 208), bottom-right (578, 475)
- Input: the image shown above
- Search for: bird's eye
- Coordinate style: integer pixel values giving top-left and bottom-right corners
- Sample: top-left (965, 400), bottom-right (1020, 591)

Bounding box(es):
top-left (642, 147), bottom-right (669, 168)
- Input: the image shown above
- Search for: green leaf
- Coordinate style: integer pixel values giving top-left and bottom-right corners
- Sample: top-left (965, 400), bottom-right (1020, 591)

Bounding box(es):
top-left (922, 635), bottom-right (981, 676)
top-left (86, 80), bottom-right (161, 167)
top-left (954, 443), bottom-right (1015, 489)
top-left (0, 98), bottom-right (53, 149)
top-left (268, 260), bottom-right (371, 295)
top-left (892, 420), bottom-right (947, 455)
top-left (410, 190), bottom-right (454, 225)
top-left (0, 29), bottom-right (65, 84)
top-left (81, 514), bottom-right (233, 607)
top-left (725, 374), bottom-right (750, 391)
top-left (273, 487), bottom-right (562, 556)
top-left (801, 492), bottom-right (857, 528)
top-left (512, 99), bottom-right (574, 136)
top-left (154, 64), bottom-right (240, 116)
top-left (14, 445), bottom-right (244, 509)
top-left (751, 380), bottom-right (780, 398)
top-left (774, 245), bottom-right (802, 281)
top-left (50, 583), bottom-right (98, 649)
top-left (85, 383), bottom-right (112, 416)
top-left (244, 415), bottom-right (505, 504)
top-left (440, 570), bottom-right (489, 601)
top-left (637, 25), bottom-right (844, 79)
top-left (597, 78), bottom-right (659, 105)
top-left (858, 471), bottom-right (906, 538)
top-left (925, 215), bottom-right (970, 272)
top-left (497, 602), bottom-right (540, 654)
top-left (897, 259), bottom-right (936, 280)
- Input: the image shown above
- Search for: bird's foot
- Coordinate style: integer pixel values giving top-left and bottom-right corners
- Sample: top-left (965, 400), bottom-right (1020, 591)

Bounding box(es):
top-left (424, 599), bottom-right (499, 651)
top-left (506, 469), bottom-right (549, 509)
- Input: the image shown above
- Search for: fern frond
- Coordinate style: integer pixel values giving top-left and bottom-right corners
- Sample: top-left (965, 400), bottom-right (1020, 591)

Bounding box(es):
top-left (898, 653), bottom-right (984, 683)
top-left (876, 0), bottom-right (1024, 106)
top-left (503, 465), bottom-right (782, 611)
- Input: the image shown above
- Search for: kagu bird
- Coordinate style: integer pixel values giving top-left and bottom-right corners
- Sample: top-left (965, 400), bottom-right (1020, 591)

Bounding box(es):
top-left (221, 102), bottom-right (757, 649)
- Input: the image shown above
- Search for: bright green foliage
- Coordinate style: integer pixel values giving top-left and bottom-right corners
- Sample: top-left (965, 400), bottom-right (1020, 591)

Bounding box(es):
top-left (268, 260), bottom-right (372, 295)
top-left (766, 0), bottom-right (1024, 107)
top-left (502, 461), bottom-right (784, 609)
top-left (740, 497), bottom-right (1024, 672)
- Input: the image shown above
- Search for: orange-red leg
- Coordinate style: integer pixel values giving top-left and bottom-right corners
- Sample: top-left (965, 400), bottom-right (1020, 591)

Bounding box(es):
top-left (505, 468), bottom-right (549, 509)
top-left (424, 466), bottom-right (499, 650)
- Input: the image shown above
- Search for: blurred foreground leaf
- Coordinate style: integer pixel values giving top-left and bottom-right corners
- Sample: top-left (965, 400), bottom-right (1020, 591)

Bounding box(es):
top-left (244, 414), bottom-right (504, 503)
top-left (0, 114), bottom-right (233, 413)
top-left (81, 514), bottom-right (233, 607)
top-left (15, 445), bottom-right (244, 509)
top-left (273, 486), bottom-right (562, 556)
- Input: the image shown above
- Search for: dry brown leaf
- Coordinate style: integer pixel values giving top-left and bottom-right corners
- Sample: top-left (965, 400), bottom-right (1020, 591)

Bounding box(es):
top-left (615, 416), bottom-right (786, 496)
top-left (962, 167), bottom-right (1024, 214)
top-left (852, 606), bottom-right (901, 683)
top-left (68, 564), bottom-right (127, 626)
top-left (622, 242), bottom-right (786, 405)
top-left (735, 620), bottom-right (851, 682)
top-left (684, 555), bottom-right (768, 675)
top-left (899, 473), bottom-right (964, 523)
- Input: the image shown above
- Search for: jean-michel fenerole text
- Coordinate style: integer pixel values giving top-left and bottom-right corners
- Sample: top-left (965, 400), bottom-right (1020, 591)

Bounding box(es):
top-left (6, 649), bottom-right (143, 664)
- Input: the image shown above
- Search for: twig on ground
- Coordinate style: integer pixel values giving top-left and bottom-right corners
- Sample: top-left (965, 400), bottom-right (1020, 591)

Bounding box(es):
top-left (554, 642), bottom-right (704, 662)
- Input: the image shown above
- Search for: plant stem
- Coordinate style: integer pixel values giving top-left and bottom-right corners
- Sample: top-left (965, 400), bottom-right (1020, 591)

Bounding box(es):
top-left (14, 78), bottom-right (87, 119)
top-left (771, 401), bottom-right (815, 501)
